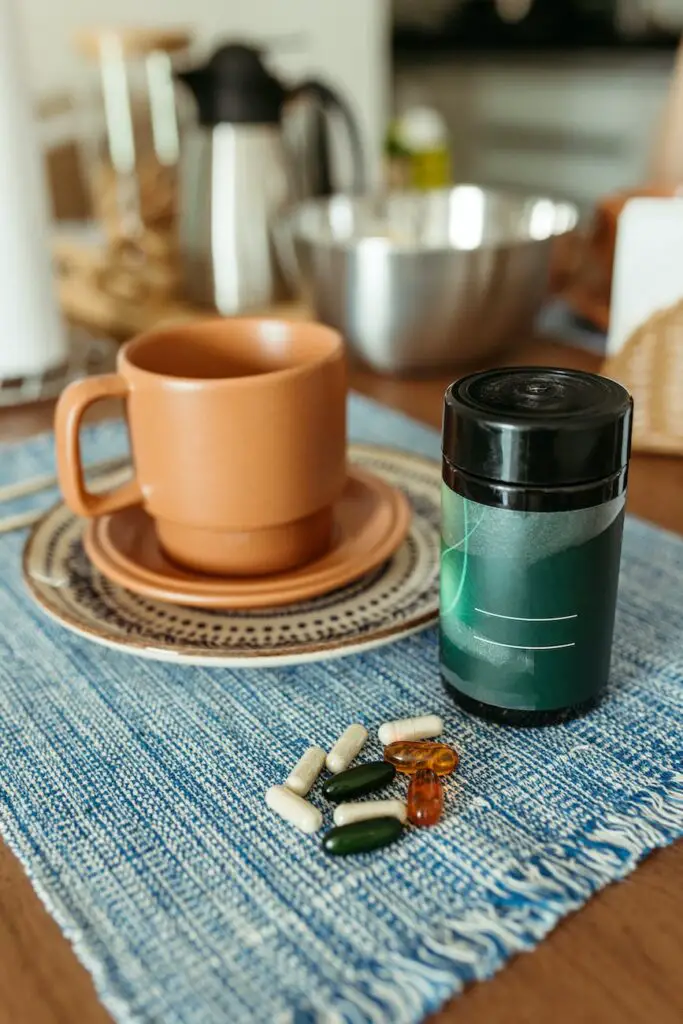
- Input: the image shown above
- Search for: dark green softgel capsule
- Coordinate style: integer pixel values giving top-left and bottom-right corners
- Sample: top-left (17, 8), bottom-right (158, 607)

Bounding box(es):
top-left (322, 761), bottom-right (396, 803)
top-left (322, 817), bottom-right (403, 856)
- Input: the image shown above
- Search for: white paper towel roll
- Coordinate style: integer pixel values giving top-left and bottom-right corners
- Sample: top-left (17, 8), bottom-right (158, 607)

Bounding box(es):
top-left (0, 0), bottom-right (67, 378)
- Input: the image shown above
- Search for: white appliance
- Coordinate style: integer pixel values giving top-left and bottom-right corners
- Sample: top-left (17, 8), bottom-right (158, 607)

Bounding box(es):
top-left (0, 0), bottom-right (66, 379)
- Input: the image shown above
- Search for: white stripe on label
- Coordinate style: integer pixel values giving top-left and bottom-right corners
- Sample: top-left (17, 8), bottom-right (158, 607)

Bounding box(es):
top-left (473, 635), bottom-right (576, 651)
top-left (475, 608), bottom-right (578, 622)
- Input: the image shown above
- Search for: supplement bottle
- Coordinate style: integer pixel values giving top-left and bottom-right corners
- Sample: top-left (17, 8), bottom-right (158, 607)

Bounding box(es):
top-left (440, 368), bottom-right (633, 726)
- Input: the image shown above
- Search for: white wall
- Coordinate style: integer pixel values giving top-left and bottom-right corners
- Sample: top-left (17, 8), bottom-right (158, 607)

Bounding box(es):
top-left (19, 0), bottom-right (389, 179)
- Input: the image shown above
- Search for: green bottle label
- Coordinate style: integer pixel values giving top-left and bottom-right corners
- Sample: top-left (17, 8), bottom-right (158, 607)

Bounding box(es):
top-left (439, 485), bottom-right (626, 711)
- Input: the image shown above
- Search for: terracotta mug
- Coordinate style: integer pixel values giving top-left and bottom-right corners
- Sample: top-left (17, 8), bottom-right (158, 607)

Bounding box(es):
top-left (55, 318), bottom-right (347, 575)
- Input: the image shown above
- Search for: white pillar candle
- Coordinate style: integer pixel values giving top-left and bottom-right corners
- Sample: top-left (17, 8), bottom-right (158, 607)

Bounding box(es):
top-left (0, 0), bottom-right (67, 378)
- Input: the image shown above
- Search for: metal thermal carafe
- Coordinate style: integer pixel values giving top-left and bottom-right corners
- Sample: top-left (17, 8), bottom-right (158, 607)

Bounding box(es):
top-left (176, 43), bottom-right (365, 314)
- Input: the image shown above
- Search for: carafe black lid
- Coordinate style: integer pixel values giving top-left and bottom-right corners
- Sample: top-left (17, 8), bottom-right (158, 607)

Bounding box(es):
top-left (443, 367), bottom-right (633, 488)
top-left (176, 43), bottom-right (286, 125)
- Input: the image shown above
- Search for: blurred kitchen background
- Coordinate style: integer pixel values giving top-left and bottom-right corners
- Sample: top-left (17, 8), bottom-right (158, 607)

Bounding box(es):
top-left (30, 0), bottom-right (682, 218)
top-left (31, 0), bottom-right (389, 220)
top-left (5, 0), bottom-right (682, 398)
top-left (393, 0), bottom-right (681, 210)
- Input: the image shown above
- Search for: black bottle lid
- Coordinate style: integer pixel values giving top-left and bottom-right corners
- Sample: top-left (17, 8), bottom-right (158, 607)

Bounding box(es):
top-left (176, 44), bottom-right (286, 126)
top-left (443, 367), bottom-right (633, 488)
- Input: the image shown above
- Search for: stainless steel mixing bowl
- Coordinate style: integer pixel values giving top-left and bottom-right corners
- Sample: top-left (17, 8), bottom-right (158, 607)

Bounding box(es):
top-left (277, 186), bottom-right (579, 375)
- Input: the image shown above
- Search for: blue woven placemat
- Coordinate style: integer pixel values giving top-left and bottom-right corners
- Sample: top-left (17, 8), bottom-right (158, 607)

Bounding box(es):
top-left (1, 392), bottom-right (682, 1024)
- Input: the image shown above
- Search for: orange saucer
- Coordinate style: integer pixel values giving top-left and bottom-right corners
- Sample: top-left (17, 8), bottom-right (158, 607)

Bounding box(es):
top-left (83, 465), bottom-right (411, 609)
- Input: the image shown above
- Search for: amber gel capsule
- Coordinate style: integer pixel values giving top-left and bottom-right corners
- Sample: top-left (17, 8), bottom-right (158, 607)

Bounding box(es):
top-left (407, 768), bottom-right (444, 827)
top-left (384, 741), bottom-right (458, 777)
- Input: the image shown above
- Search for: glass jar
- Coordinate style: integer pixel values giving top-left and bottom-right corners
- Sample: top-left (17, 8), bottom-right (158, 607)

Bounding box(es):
top-left (75, 27), bottom-right (191, 286)
top-left (440, 368), bottom-right (633, 726)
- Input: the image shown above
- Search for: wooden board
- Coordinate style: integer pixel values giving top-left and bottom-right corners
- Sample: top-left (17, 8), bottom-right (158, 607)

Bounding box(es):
top-left (54, 238), bottom-right (308, 341)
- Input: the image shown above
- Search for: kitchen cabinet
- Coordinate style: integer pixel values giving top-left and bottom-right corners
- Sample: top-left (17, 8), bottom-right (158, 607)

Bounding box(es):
top-left (395, 53), bottom-right (674, 208)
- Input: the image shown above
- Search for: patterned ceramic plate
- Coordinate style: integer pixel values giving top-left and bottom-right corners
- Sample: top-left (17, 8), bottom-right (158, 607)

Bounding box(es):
top-left (23, 445), bottom-right (440, 667)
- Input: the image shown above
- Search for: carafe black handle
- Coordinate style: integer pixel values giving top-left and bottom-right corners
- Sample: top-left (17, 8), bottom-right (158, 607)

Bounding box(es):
top-left (288, 79), bottom-right (366, 195)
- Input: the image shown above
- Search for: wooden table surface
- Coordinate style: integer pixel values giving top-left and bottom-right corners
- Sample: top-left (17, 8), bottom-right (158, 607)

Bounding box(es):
top-left (1, 332), bottom-right (682, 1024)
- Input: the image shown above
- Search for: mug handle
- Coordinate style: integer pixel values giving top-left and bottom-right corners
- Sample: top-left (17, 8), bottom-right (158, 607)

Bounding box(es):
top-left (55, 373), bottom-right (142, 517)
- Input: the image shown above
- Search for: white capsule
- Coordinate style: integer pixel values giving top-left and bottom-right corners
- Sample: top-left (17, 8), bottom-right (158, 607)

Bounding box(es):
top-left (325, 723), bottom-right (368, 774)
top-left (333, 799), bottom-right (407, 827)
top-left (378, 714), bottom-right (444, 746)
top-left (285, 746), bottom-right (326, 797)
top-left (265, 785), bottom-right (322, 834)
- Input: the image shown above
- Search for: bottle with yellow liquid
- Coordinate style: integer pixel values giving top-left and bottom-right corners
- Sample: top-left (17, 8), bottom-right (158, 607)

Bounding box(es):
top-left (385, 106), bottom-right (451, 190)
